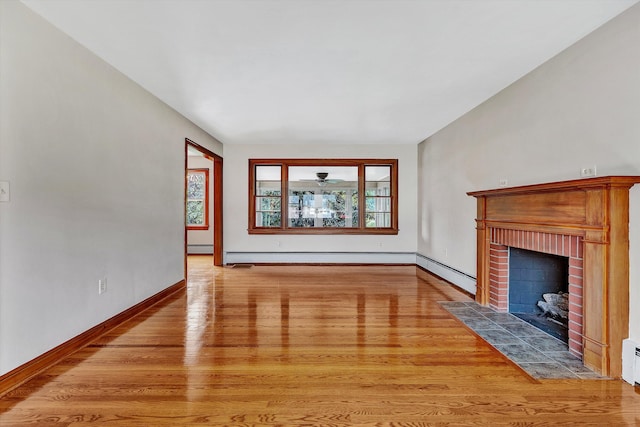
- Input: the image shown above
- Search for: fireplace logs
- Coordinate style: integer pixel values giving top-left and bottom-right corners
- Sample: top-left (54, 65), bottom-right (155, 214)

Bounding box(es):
top-left (537, 292), bottom-right (568, 321)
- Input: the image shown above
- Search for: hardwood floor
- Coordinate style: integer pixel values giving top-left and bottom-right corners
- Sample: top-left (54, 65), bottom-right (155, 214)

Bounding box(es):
top-left (1, 256), bottom-right (639, 426)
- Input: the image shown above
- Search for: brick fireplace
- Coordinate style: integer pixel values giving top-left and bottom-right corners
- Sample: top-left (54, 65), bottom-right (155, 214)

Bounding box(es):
top-left (488, 230), bottom-right (583, 356)
top-left (468, 176), bottom-right (640, 378)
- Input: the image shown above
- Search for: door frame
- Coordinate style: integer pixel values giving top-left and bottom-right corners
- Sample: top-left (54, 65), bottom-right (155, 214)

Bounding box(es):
top-left (185, 138), bottom-right (223, 266)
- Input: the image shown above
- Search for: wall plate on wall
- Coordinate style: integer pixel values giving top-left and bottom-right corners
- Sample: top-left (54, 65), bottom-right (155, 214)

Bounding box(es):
top-left (580, 166), bottom-right (597, 177)
top-left (0, 181), bottom-right (9, 202)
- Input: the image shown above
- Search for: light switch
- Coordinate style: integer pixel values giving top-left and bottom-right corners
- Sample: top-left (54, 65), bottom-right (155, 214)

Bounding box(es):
top-left (0, 181), bottom-right (10, 202)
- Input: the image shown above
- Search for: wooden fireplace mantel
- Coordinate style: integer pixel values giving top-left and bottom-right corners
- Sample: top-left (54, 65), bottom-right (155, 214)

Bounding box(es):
top-left (468, 176), bottom-right (640, 378)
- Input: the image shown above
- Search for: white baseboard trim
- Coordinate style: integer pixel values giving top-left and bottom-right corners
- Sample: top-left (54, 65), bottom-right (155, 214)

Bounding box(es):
top-left (416, 253), bottom-right (476, 295)
top-left (187, 245), bottom-right (214, 255)
top-left (622, 338), bottom-right (639, 385)
top-left (224, 251), bottom-right (416, 265)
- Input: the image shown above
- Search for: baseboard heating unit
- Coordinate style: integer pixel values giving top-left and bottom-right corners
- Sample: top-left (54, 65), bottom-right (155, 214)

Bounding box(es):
top-left (635, 347), bottom-right (640, 386)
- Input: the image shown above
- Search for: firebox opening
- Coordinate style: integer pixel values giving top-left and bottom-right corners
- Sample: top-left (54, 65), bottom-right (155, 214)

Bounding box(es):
top-left (508, 247), bottom-right (569, 343)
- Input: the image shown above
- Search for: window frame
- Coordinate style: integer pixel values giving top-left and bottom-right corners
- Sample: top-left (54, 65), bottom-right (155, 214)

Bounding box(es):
top-left (186, 168), bottom-right (210, 230)
top-left (248, 158), bottom-right (398, 235)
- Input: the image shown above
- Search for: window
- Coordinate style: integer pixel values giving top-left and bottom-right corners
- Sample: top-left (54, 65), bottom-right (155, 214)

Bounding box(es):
top-left (249, 159), bottom-right (398, 234)
top-left (186, 168), bottom-right (209, 230)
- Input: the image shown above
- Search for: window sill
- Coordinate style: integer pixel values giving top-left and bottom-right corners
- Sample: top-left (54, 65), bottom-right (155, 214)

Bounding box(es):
top-left (248, 228), bottom-right (398, 235)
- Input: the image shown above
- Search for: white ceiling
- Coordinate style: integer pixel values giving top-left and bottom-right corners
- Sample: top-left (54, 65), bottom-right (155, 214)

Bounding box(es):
top-left (22, 0), bottom-right (638, 146)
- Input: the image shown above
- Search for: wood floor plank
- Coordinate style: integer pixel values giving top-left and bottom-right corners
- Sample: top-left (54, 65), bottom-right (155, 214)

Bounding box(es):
top-left (1, 257), bottom-right (639, 426)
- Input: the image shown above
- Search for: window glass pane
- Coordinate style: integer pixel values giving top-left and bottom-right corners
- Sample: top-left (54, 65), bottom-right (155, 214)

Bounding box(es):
top-left (288, 166), bottom-right (358, 228)
top-left (256, 196), bottom-right (281, 211)
top-left (255, 166), bottom-right (281, 227)
top-left (366, 197), bottom-right (391, 212)
top-left (187, 170), bottom-right (208, 228)
top-left (187, 173), bottom-right (206, 199)
top-left (256, 165), bottom-right (281, 195)
top-left (186, 200), bottom-right (204, 225)
top-left (365, 166), bottom-right (391, 196)
top-left (365, 165), bottom-right (392, 228)
top-left (366, 181), bottom-right (390, 196)
top-left (255, 196), bottom-right (281, 227)
top-left (365, 212), bottom-right (391, 228)
top-left (256, 212), bottom-right (281, 227)
top-left (256, 165), bottom-right (281, 181)
top-left (365, 166), bottom-right (390, 182)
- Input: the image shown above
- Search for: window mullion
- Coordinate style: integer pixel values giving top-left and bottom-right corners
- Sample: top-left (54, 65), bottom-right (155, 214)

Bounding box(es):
top-left (358, 164), bottom-right (365, 230)
top-left (282, 163), bottom-right (288, 230)
top-left (249, 162), bottom-right (256, 230)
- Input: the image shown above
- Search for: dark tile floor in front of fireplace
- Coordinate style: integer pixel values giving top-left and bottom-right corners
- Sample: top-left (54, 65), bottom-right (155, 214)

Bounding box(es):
top-left (440, 301), bottom-right (604, 379)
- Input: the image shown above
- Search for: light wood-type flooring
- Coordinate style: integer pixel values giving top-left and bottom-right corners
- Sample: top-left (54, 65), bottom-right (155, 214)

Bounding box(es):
top-left (1, 256), bottom-right (639, 426)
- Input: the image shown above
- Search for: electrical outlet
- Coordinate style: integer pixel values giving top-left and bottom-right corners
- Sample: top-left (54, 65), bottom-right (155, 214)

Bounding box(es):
top-left (98, 278), bottom-right (107, 295)
top-left (499, 178), bottom-right (508, 187)
top-left (580, 166), bottom-right (597, 177)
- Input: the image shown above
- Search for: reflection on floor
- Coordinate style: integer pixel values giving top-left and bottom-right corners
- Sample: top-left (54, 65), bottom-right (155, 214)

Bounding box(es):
top-left (440, 301), bottom-right (603, 379)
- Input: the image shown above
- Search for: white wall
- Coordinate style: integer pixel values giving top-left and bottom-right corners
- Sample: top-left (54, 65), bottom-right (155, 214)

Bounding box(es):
top-left (0, 1), bottom-right (222, 374)
top-left (187, 155), bottom-right (214, 253)
top-left (224, 144), bottom-right (418, 263)
top-left (418, 3), bottom-right (640, 345)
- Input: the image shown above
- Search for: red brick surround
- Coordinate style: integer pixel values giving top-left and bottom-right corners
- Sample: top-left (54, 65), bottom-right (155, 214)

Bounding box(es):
top-left (488, 229), bottom-right (584, 356)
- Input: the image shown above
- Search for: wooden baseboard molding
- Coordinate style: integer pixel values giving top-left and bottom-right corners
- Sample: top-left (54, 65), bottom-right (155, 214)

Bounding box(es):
top-left (0, 279), bottom-right (186, 397)
top-left (240, 263), bottom-right (415, 267)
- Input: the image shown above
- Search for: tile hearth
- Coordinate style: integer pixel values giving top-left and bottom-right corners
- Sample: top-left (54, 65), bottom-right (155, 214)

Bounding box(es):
top-left (440, 301), bottom-right (604, 380)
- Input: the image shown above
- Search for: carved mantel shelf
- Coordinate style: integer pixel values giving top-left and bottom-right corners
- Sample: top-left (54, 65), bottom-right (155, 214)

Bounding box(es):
top-left (468, 176), bottom-right (640, 378)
